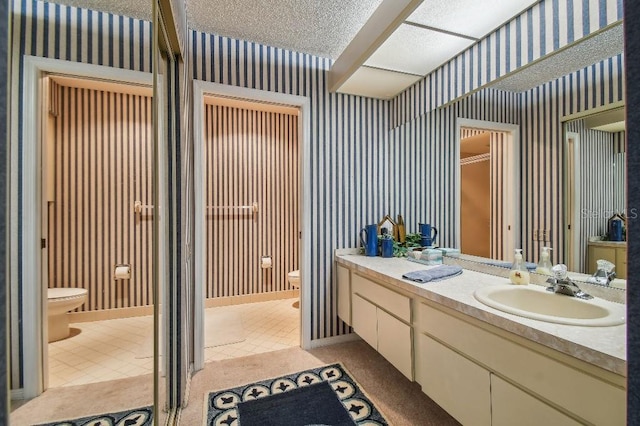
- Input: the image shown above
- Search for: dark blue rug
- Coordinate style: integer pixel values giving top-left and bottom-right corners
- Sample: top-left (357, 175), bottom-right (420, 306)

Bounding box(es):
top-left (36, 406), bottom-right (152, 426)
top-left (205, 363), bottom-right (388, 425)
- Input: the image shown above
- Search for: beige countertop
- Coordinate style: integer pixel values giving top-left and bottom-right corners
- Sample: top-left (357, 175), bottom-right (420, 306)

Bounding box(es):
top-left (335, 250), bottom-right (627, 377)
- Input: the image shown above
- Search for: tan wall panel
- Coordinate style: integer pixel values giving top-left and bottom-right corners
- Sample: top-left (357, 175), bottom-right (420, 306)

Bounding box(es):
top-left (205, 104), bottom-right (299, 298)
top-left (48, 85), bottom-right (153, 311)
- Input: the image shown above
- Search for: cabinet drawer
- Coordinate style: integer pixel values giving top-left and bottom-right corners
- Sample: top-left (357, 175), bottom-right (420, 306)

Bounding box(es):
top-left (491, 374), bottom-right (581, 426)
top-left (351, 293), bottom-right (377, 349)
top-left (418, 302), bottom-right (626, 426)
top-left (377, 309), bottom-right (412, 380)
top-left (417, 333), bottom-right (491, 426)
top-left (352, 273), bottom-right (411, 322)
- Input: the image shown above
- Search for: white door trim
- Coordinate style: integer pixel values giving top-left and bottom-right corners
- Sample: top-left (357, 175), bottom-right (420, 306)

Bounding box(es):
top-left (13, 56), bottom-right (152, 398)
top-left (192, 80), bottom-right (311, 371)
top-left (565, 131), bottom-right (581, 271)
top-left (456, 118), bottom-right (521, 255)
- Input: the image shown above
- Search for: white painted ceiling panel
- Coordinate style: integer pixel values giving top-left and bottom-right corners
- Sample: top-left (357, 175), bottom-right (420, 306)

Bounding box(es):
top-left (364, 24), bottom-right (474, 76)
top-left (337, 66), bottom-right (422, 99)
top-left (406, 0), bottom-right (539, 39)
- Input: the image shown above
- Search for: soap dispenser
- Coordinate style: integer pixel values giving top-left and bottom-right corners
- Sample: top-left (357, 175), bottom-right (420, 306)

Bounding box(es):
top-left (510, 249), bottom-right (530, 285)
top-left (536, 246), bottom-right (553, 275)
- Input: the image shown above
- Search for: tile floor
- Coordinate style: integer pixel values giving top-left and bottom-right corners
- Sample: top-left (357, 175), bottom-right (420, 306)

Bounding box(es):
top-left (48, 297), bottom-right (300, 388)
top-left (203, 297), bottom-right (300, 363)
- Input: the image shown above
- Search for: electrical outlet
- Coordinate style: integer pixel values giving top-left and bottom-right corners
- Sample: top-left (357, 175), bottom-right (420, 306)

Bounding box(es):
top-left (533, 230), bottom-right (539, 240)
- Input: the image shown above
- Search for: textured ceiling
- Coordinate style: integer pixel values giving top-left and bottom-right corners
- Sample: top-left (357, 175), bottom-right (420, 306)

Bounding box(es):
top-left (50, 0), bottom-right (151, 22)
top-left (186, 0), bottom-right (383, 59)
top-left (50, 0), bottom-right (382, 59)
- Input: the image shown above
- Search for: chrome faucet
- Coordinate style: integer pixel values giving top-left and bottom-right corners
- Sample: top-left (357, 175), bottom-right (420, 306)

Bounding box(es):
top-left (545, 264), bottom-right (593, 300)
top-left (590, 259), bottom-right (616, 286)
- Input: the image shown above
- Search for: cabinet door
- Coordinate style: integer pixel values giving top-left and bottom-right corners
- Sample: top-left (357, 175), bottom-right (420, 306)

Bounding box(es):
top-left (417, 334), bottom-right (491, 426)
top-left (491, 374), bottom-right (581, 426)
top-left (377, 309), bottom-right (412, 380)
top-left (615, 247), bottom-right (627, 279)
top-left (336, 264), bottom-right (351, 325)
top-left (352, 294), bottom-right (377, 349)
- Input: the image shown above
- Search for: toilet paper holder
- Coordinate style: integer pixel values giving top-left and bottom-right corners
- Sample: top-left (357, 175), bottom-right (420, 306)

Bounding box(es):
top-left (261, 256), bottom-right (272, 269)
top-left (114, 264), bottom-right (131, 280)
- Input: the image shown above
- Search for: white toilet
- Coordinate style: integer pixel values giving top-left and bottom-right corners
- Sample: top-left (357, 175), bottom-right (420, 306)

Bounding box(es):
top-left (287, 270), bottom-right (300, 288)
top-left (288, 270), bottom-right (300, 309)
top-left (48, 288), bottom-right (88, 342)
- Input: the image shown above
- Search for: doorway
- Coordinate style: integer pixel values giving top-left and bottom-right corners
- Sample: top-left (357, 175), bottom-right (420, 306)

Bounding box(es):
top-left (193, 81), bottom-right (312, 371)
top-left (202, 96), bottom-right (301, 362)
top-left (12, 56), bottom-right (156, 399)
top-left (42, 74), bottom-right (156, 388)
top-left (456, 119), bottom-right (520, 260)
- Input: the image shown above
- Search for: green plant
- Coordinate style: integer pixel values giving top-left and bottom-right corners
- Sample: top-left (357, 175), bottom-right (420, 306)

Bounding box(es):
top-left (392, 233), bottom-right (422, 257)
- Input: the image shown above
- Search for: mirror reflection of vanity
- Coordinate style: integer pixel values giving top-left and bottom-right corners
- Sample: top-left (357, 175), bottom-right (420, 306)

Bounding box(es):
top-left (456, 23), bottom-right (626, 291)
top-left (564, 105), bottom-right (627, 279)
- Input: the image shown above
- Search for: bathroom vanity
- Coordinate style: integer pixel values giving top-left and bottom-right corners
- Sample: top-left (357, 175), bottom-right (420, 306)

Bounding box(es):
top-left (335, 250), bottom-right (626, 426)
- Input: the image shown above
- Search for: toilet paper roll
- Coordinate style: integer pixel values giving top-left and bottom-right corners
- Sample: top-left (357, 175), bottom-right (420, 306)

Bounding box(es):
top-left (261, 256), bottom-right (272, 269)
top-left (114, 265), bottom-right (131, 280)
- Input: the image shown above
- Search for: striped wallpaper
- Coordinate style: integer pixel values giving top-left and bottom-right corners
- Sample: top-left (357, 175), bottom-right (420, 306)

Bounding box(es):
top-left (204, 104), bottom-right (300, 299)
top-left (391, 0), bottom-right (623, 128)
top-left (10, 0), bottom-right (153, 390)
top-left (519, 53), bottom-right (625, 264)
top-left (388, 89), bottom-right (520, 252)
top-left (47, 83), bottom-right (154, 311)
top-left (191, 31), bottom-right (391, 341)
top-left (565, 118), bottom-right (625, 271)
top-left (8, 0), bottom-right (626, 384)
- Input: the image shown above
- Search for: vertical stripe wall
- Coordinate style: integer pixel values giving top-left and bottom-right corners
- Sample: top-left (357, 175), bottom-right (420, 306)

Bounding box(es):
top-left (48, 83), bottom-right (154, 312)
top-left (565, 119), bottom-right (625, 271)
top-left (391, 0), bottom-right (624, 128)
top-left (10, 0), bottom-right (152, 389)
top-left (205, 104), bottom-right (300, 299)
top-left (388, 89), bottom-right (519, 251)
top-left (192, 31), bottom-right (390, 340)
top-left (389, 53), bottom-right (623, 269)
top-left (519, 54), bottom-right (625, 264)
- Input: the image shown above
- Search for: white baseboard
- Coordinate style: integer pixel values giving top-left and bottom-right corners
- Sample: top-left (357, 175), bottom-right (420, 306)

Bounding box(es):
top-left (11, 388), bottom-right (24, 400)
top-left (308, 333), bottom-right (360, 349)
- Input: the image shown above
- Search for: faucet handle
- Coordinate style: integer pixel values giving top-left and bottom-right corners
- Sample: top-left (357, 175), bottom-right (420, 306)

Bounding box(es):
top-left (551, 264), bottom-right (568, 280)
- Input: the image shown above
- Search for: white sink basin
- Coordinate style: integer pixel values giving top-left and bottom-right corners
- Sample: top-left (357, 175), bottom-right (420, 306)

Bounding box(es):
top-left (473, 284), bottom-right (626, 326)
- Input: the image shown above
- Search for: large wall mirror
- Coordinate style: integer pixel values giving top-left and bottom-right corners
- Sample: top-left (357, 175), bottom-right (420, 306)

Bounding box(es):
top-left (564, 105), bottom-right (627, 282)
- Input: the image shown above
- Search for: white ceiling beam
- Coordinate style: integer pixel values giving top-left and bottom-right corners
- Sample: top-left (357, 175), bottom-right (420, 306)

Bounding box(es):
top-left (328, 0), bottom-right (424, 93)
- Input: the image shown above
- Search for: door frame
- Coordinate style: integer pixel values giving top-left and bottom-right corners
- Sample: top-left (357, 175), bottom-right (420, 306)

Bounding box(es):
top-left (455, 118), bottom-right (521, 257)
top-left (565, 131), bottom-right (581, 271)
top-left (192, 80), bottom-right (311, 371)
top-left (12, 56), bottom-right (153, 398)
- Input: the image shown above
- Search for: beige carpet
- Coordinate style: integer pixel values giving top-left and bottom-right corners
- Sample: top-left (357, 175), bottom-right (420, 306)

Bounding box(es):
top-left (10, 374), bottom-right (161, 426)
top-left (180, 340), bottom-right (460, 426)
top-left (136, 310), bottom-right (245, 358)
top-left (12, 340), bottom-right (459, 426)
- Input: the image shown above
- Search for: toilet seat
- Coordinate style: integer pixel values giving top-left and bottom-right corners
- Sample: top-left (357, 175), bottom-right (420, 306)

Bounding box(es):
top-left (48, 287), bottom-right (88, 301)
top-left (288, 270), bottom-right (300, 288)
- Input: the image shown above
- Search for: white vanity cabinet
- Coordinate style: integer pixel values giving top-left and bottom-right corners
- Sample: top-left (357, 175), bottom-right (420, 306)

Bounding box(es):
top-left (334, 254), bottom-right (626, 426)
top-left (416, 333), bottom-right (491, 425)
top-left (350, 273), bottom-right (413, 380)
top-left (490, 375), bottom-right (581, 426)
top-left (416, 301), bottom-right (626, 426)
